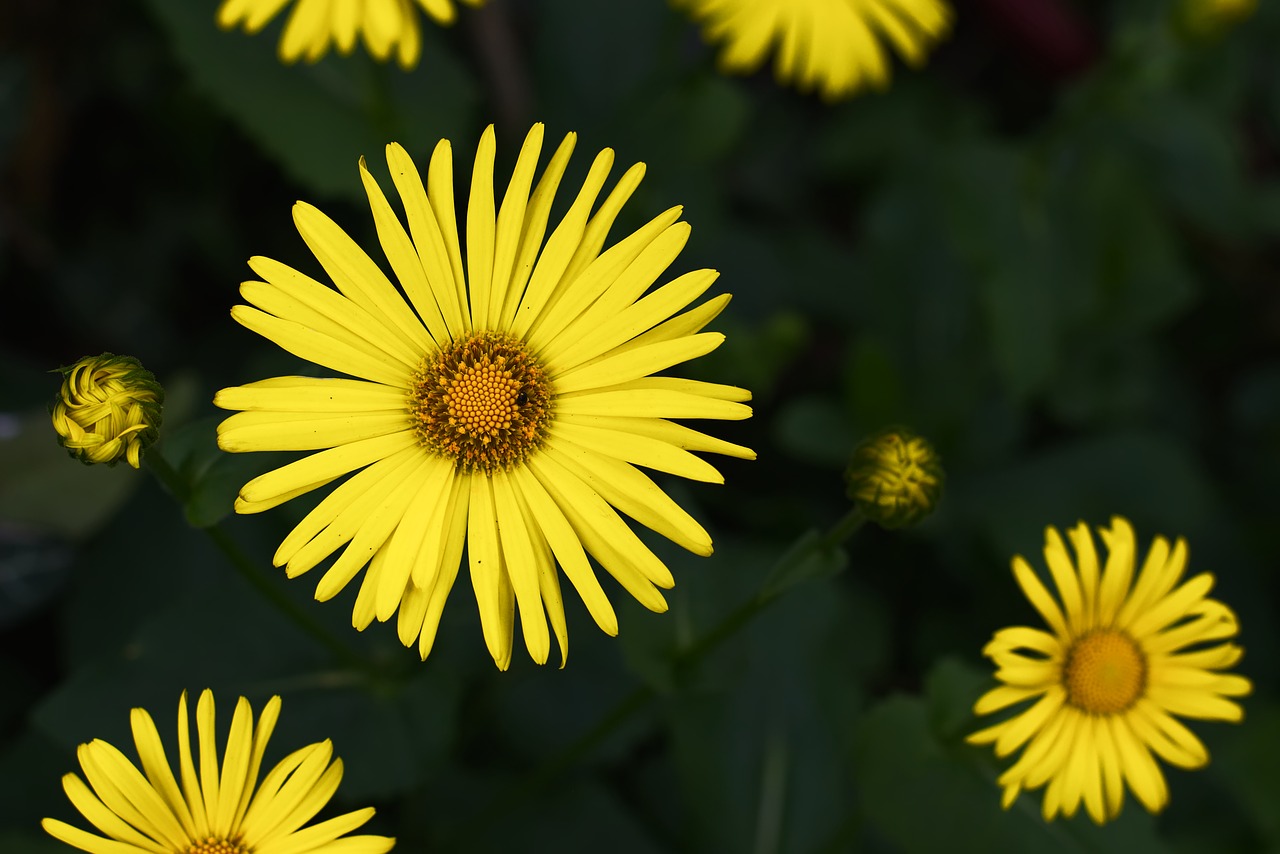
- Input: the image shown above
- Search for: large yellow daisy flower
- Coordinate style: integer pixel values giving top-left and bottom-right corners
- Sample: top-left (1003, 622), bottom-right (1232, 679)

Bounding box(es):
top-left (968, 517), bottom-right (1252, 823)
top-left (215, 123), bottom-right (754, 669)
top-left (672, 0), bottom-right (953, 100)
top-left (216, 0), bottom-right (484, 69)
top-left (42, 689), bottom-right (393, 854)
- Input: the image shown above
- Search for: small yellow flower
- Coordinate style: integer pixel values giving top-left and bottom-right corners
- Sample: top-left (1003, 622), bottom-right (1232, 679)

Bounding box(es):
top-left (968, 517), bottom-right (1252, 823)
top-left (51, 353), bottom-right (164, 469)
top-left (42, 689), bottom-right (394, 853)
top-left (844, 428), bottom-right (942, 528)
top-left (216, 0), bottom-right (485, 69)
top-left (673, 0), bottom-right (953, 100)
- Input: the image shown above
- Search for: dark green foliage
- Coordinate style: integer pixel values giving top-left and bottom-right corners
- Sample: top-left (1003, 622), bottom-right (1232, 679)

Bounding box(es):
top-left (1, 0), bottom-right (1277, 851)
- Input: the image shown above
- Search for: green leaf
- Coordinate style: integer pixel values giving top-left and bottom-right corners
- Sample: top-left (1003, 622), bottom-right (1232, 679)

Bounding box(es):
top-left (0, 408), bottom-right (141, 540)
top-left (1212, 700), bottom-right (1280, 847)
top-left (852, 693), bottom-right (1168, 853)
top-left (158, 415), bottom-right (291, 528)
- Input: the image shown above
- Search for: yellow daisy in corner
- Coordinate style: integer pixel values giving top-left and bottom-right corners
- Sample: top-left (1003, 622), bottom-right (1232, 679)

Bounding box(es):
top-left (215, 123), bottom-right (754, 669)
top-left (968, 516), bottom-right (1251, 823)
top-left (672, 0), bottom-right (953, 100)
top-left (42, 689), bottom-right (393, 854)
top-left (216, 0), bottom-right (484, 68)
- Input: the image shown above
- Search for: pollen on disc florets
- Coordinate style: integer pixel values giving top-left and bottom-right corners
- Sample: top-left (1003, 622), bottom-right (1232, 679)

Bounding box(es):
top-left (186, 836), bottom-right (249, 854)
top-left (410, 331), bottom-right (552, 474)
top-left (1063, 629), bottom-right (1148, 715)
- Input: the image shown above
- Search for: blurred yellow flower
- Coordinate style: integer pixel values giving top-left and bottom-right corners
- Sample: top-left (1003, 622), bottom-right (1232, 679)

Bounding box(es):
top-left (216, 0), bottom-right (484, 68)
top-left (969, 517), bottom-right (1251, 823)
top-left (215, 123), bottom-right (754, 669)
top-left (1178, 0), bottom-right (1256, 38)
top-left (673, 0), bottom-right (952, 100)
top-left (42, 689), bottom-right (394, 854)
top-left (50, 353), bottom-right (164, 469)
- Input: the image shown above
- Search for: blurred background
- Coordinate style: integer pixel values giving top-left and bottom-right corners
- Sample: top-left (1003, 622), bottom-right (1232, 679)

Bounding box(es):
top-left (2, 0), bottom-right (1278, 851)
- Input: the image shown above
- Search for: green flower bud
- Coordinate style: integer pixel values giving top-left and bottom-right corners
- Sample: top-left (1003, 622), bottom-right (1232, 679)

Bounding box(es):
top-left (51, 353), bottom-right (164, 469)
top-left (845, 427), bottom-right (943, 529)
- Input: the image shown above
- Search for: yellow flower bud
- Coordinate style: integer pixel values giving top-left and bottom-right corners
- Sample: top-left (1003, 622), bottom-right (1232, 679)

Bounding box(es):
top-left (845, 427), bottom-right (943, 529)
top-left (50, 353), bottom-right (164, 468)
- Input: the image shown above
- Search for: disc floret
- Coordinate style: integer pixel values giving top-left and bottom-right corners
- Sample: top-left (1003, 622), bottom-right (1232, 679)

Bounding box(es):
top-left (1063, 629), bottom-right (1147, 715)
top-left (411, 331), bottom-right (552, 473)
top-left (186, 836), bottom-right (250, 854)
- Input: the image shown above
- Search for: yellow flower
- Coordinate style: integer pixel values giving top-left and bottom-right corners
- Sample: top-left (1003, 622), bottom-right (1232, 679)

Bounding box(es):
top-left (215, 123), bottom-right (754, 669)
top-left (1178, 0), bottom-right (1256, 38)
top-left (844, 427), bottom-right (942, 528)
top-left (968, 517), bottom-right (1252, 824)
top-left (216, 0), bottom-right (484, 68)
top-left (42, 689), bottom-right (394, 854)
top-left (51, 353), bottom-right (164, 469)
top-left (673, 0), bottom-right (952, 100)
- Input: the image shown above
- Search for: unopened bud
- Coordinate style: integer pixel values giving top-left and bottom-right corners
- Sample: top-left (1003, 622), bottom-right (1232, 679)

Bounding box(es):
top-left (845, 427), bottom-right (943, 528)
top-left (51, 353), bottom-right (164, 468)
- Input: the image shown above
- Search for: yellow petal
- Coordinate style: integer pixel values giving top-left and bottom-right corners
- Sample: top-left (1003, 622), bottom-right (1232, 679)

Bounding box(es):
top-left (510, 147), bottom-right (615, 340)
top-left (555, 388), bottom-right (751, 421)
top-left (465, 126), bottom-right (498, 330)
top-left (549, 269), bottom-right (719, 371)
top-left (544, 440), bottom-right (712, 557)
top-left (468, 475), bottom-right (515, 669)
top-left (385, 142), bottom-right (467, 337)
top-left (548, 419), bottom-right (724, 483)
top-left (526, 453), bottom-right (670, 612)
top-left (488, 124), bottom-right (544, 330)
top-left (215, 377), bottom-right (407, 414)
top-left (492, 469), bottom-right (552, 664)
top-left (511, 465), bottom-right (619, 636)
top-left (498, 131), bottom-right (577, 330)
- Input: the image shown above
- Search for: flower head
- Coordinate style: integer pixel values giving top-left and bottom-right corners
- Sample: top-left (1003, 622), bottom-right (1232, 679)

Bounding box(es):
top-left (215, 123), bottom-right (754, 669)
top-left (844, 427), bottom-right (941, 528)
top-left (673, 0), bottom-right (953, 100)
top-left (968, 517), bottom-right (1252, 823)
top-left (51, 353), bottom-right (164, 469)
top-left (42, 689), bottom-right (394, 853)
top-left (216, 0), bottom-right (484, 68)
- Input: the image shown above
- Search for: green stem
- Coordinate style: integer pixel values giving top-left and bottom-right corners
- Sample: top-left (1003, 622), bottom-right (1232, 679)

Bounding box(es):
top-left (451, 506), bottom-right (868, 840)
top-left (145, 449), bottom-right (371, 674)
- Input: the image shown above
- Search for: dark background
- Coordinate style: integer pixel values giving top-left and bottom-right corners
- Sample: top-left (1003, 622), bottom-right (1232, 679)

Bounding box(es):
top-left (1, 0), bottom-right (1278, 851)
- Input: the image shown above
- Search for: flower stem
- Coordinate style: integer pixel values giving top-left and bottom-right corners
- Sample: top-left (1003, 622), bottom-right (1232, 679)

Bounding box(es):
top-left (144, 449), bottom-right (372, 674)
top-left (453, 506), bottom-right (867, 840)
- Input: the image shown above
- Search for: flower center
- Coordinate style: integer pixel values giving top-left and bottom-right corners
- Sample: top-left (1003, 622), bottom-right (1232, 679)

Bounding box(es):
top-left (1062, 629), bottom-right (1147, 715)
top-left (410, 331), bottom-right (552, 474)
top-left (185, 836), bottom-right (249, 854)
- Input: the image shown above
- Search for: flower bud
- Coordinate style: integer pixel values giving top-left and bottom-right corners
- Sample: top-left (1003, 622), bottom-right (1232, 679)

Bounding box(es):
top-left (51, 353), bottom-right (164, 468)
top-left (845, 427), bottom-right (943, 528)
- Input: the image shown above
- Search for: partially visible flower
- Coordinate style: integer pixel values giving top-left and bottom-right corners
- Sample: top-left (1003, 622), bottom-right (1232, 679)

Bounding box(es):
top-left (51, 353), bottom-right (163, 469)
top-left (1177, 0), bottom-right (1256, 39)
top-left (968, 517), bottom-right (1252, 823)
top-left (217, 0), bottom-right (484, 69)
top-left (673, 0), bottom-right (952, 100)
top-left (42, 689), bottom-right (394, 854)
top-left (845, 427), bottom-right (941, 528)
top-left (215, 123), bottom-right (754, 669)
